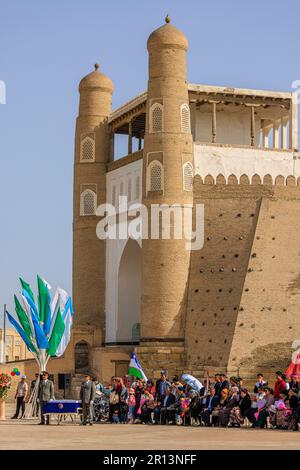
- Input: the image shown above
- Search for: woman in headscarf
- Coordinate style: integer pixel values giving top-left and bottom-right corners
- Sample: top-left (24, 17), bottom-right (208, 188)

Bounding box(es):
top-left (211, 388), bottom-right (229, 426)
top-left (113, 377), bottom-right (128, 423)
top-left (228, 388), bottom-right (251, 427)
top-left (218, 386), bottom-right (239, 427)
top-left (273, 390), bottom-right (291, 429)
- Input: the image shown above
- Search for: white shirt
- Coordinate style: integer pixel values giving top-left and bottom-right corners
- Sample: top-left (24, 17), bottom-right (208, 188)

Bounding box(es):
top-left (16, 381), bottom-right (28, 397)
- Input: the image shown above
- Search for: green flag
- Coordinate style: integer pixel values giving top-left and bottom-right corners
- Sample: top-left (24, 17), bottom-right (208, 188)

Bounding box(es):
top-left (48, 308), bottom-right (65, 356)
top-left (14, 295), bottom-right (33, 340)
top-left (19, 277), bottom-right (35, 302)
top-left (6, 311), bottom-right (38, 355)
top-left (37, 275), bottom-right (50, 324)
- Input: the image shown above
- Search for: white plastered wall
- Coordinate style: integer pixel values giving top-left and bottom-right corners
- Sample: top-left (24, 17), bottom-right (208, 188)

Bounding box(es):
top-left (193, 144), bottom-right (300, 180)
top-left (194, 108), bottom-right (261, 146)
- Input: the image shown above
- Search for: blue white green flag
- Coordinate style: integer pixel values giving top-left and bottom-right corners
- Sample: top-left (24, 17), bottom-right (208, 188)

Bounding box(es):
top-left (128, 352), bottom-right (147, 381)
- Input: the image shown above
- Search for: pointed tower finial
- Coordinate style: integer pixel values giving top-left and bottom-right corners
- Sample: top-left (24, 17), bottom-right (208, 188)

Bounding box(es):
top-left (165, 14), bottom-right (171, 24)
top-left (94, 63), bottom-right (100, 71)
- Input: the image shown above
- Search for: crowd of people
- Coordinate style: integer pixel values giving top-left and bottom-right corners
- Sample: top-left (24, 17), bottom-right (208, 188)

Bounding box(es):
top-left (97, 371), bottom-right (300, 431)
top-left (10, 369), bottom-right (300, 431)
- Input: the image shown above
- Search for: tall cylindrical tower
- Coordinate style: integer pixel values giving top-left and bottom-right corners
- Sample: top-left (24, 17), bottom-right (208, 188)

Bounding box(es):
top-left (141, 18), bottom-right (193, 343)
top-left (73, 64), bottom-right (113, 331)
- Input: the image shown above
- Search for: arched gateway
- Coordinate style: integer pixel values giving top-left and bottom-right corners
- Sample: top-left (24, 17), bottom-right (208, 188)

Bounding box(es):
top-left (117, 239), bottom-right (141, 343)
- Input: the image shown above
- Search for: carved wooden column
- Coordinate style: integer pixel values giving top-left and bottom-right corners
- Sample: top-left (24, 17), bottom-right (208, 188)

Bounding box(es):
top-left (273, 119), bottom-right (280, 149)
top-left (262, 119), bottom-right (270, 148)
top-left (250, 106), bottom-right (255, 146)
top-left (211, 101), bottom-right (217, 143)
top-left (281, 116), bottom-right (288, 149)
top-left (109, 130), bottom-right (115, 161)
top-left (128, 119), bottom-right (132, 154)
top-left (289, 92), bottom-right (298, 150)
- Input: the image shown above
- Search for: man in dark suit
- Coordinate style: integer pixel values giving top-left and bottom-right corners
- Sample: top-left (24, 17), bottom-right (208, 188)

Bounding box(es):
top-left (156, 386), bottom-right (176, 424)
top-left (214, 374), bottom-right (222, 396)
top-left (38, 371), bottom-right (55, 425)
top-left (220, 373), bottom-right (230, 392)
top-left (200, 387), bottom-right (220, 426)
top-left (80, 373), bottom-right (96, 425)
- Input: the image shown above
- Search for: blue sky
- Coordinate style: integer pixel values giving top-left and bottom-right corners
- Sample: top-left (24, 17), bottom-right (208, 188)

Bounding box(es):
top-left (0, 0), bottom-right (299, 318)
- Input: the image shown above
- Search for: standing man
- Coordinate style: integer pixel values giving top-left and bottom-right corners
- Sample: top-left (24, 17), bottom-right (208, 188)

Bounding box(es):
top-left (38, 371), bottom-right (55, 425)
top-left (80, 373), bottom-right (96, 425)
top-left (220, 373), bottom-right (230, 392)
top-left (12, 375), bottom-right (28, 419)
top-left (155, 371), bottom-right (171, 402)
top-left (214, 374), bottom-right (222, 396)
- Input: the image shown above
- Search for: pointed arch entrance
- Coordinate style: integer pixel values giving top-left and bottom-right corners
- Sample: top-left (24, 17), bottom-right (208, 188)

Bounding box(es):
top-left (117, 238), bottom-right (142, 342)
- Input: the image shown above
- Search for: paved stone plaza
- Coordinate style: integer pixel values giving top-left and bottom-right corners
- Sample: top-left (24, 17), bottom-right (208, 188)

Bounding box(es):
top-left (0, 420), bottom-right (300, 450)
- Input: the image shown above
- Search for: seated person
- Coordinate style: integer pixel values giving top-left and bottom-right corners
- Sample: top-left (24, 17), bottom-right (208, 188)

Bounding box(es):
top-left (188, 390), bottom-right (201, 425)
top-left (153, 387), bottom-right (175, 424)
top-left (287, 388), bottom-right (300, 431)
top-left (254, 373), bottom-right (268, 396)
top-left (161, 387), bottom-right (176, 424)
top-left (228, 388), bottom-right (251, 427)
top-left (255, 386), bottom-right (275, 429)
top-left (140, 390), bottom-right (155, 424)
top-left (200, 387), bottom-right (220, 426)
top-left (245, 386), bottom-right (266, 427)
top-left (153, 399), bottom-right (162, 424)
top-left (210, 388), bottom-right (229, 426)
top-left (272, 391), bottom-right (292, 429)
top-left (179, 396), bottom-right (191, 426)
top-left (219, 386), bottom-right (239, 427)
top-left (174, 387), bottom-right (186, 425)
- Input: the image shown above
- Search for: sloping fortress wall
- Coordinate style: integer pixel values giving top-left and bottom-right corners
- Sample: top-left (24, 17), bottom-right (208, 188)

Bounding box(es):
top-left (185, 175), bottom-right (300, 379)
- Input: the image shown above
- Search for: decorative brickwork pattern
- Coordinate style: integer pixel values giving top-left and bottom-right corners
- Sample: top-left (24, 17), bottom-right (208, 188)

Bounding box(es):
top-left (80, 188), bottom-right (97, 216)
top-left (150, 103), bottom-right (163, 133)
top-left (80, 135), bottom-right (95, 162)
top-left (183, 162), bottom-right (193, 191)
top-left (181, 103), bottom-right (191, 133)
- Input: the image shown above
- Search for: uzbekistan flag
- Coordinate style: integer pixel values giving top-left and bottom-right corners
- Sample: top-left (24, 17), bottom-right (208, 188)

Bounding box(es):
top-left (128, 352), bottom-right (148, 381)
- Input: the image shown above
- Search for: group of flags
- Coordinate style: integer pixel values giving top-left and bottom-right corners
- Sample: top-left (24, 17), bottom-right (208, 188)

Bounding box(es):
top-left (7, 276), bottom-right (148, 379)
top-left (6, 276), bottom-right (74, 359)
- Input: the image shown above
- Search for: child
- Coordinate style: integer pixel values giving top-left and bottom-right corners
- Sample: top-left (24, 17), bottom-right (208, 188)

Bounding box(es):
top-left (112, 409), bottom-right (120, 424)
top-left (128, 388), bottom-right (136, 424)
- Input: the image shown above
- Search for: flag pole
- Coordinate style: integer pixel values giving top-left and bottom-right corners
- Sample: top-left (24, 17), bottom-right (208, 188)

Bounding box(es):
top-left (2, 305), bottom-right (6, 363)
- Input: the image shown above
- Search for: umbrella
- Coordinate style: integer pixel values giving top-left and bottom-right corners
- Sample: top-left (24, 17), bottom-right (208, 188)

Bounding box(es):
top-left (181, 373), bottom-right (203, 392)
